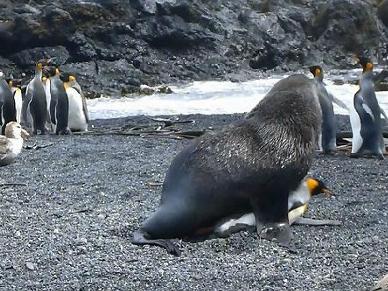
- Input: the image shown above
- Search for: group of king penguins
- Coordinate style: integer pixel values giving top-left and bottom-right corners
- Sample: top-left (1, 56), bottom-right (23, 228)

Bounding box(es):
top-left (0, 58), bottom-right (89, 137)
top-left (311, 55), bottom-right (387, 160)
top-left (0, 59), bottom-right (89, 166)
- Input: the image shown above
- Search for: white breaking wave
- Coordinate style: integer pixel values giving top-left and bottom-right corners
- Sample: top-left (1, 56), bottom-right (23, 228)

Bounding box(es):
top-left (87, 74), bottom-right (388, 119)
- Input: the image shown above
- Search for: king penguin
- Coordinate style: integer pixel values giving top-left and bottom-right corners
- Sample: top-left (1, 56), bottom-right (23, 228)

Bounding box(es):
top-left (350, 56), bottom-right (385, 159)
top-left (0, 71), bottom-right (17, 134)
top-left (49, 67), bottom-right (70, 135)
top-left (8, 79), bottom-right (23, 124)
top-left (22, 61), bottom-right (49, 135)
top-left (309, 66), bottom-right (337, 154)
top-left (62, 74), bottom-right (89, 132)
top-left (214, 177), bottom-right (339, 238)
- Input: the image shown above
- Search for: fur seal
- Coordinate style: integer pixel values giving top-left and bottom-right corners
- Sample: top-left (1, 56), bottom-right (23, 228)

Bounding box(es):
top-left (132, 74), bottom-right (322, 256)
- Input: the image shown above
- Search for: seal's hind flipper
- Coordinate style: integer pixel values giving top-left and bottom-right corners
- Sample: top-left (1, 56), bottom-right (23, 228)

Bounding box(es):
top-left (131, 230), bottom-right (181, 256)
top-left (293, 217), bottom-right (342, 226)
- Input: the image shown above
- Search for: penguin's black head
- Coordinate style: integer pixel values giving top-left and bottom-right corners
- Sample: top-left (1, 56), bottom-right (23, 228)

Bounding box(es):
top-left (7, 78), bottom-right (22, 88)
top-left (309, 66), bottom-right (323, 78)
top-left (306, 177), bottom-right (332, 197)
top-left (357, 55), bottom-right (374, 72)
top-left (43, 66), bottom-right (57, 78)
top-left (60, 72), bottom-right (77, 83)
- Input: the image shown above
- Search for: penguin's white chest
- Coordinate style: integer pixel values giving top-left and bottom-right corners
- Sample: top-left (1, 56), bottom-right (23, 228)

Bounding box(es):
top-left (349, 101), bottom-right (363, 153)
top-left (66, 88), bottom-right (88, 131)
top-left (44, 79), bottom-right (51, 116)
top-left (288, 182), bottom-right (310, 209)
top-left (12, 88), bottom-right (22, 124)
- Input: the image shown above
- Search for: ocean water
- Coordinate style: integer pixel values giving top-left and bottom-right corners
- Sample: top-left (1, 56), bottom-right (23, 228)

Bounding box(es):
top-left (87, 73), bottom-right (388, 120)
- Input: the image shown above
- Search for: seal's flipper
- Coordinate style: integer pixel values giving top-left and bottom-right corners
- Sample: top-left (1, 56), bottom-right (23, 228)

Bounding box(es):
top-left (131, 230), bottom-right (181, 256)
top-left (293, 217), bottom-right (342, 226)
top-left (252, 186), bottom-right (291, 246)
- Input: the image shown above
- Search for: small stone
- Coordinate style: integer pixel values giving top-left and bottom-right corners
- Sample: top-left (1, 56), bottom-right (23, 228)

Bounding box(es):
top-left (26, 262), bottom-right (35, 270)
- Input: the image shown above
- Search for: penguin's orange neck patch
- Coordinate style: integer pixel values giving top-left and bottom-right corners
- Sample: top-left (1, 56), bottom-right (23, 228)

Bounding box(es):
top-left (314, 68), bottom-right (321, 77)
top-left (364, 62), bottom-right (373, 72)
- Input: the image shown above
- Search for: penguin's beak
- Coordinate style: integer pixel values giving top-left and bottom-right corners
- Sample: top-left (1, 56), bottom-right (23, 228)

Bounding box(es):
top-left (21, 129), bottom-right (30, 140)
top-left (322, 187), bottom-right (333, 197)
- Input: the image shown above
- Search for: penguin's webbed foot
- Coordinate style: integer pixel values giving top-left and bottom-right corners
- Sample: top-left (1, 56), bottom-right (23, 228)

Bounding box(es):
top-left (131, 230), bottom-right (181, 256)
top-left (349, 153), bottom-right (360, 158)
top-left (57, 128), bottom-right (72, 135)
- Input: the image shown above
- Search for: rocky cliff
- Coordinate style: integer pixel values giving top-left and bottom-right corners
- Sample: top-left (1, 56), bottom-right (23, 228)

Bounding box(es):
top-left (0, 0), bottom-right (387, 97)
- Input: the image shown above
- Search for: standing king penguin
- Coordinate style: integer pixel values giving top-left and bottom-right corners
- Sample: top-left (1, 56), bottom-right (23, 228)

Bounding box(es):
top-left (309, 66), bottom-right (337, 154)
top-left (350, 57), bottom-right (385, 159)
top-left (22, 61), bottom-right (48, 135)
top-left (8, 79), bottom-right (23, 124)
top-left (63, 74), bottom-right (89, 132)
top-left (0, 71), bottom-right (17, 134)
top-left (49, 67), bottom-right (70, 135)
top-left (132, 74), bottom-right (322, 256)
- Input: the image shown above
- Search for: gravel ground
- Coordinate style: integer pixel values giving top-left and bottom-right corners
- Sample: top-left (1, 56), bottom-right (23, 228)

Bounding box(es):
top-left (0, 114), bottom-right (387, 291)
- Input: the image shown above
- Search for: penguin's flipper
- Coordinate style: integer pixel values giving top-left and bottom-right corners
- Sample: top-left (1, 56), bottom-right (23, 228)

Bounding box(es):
top-left (293, 217), bottom-right (342, 226)
top-left (362, 104), bottom-right (375, 121)
top-left (81, 94), bottom-right (90, 123)
top-left (331, 94), bottom-right (349, 110)
top-left (380, 108), bottom-right (388, 122)
top-left (288, 204), bottom-right (308, 225)
top-left (21, 85), bottom-right (32, 127)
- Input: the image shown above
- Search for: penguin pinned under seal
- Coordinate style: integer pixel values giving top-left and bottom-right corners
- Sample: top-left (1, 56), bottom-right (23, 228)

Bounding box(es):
top-left (132, 74), bottom-right (322, 256)
top-left (7, 79), bottom-right (23, 124)
top-left (62, 74), bottom-right (89, 132)
top-left (350, 56), bottom-right (385, 159)
top-left (309, 66), bottom-right (337, 154)
top-left (48, 67), bottom-right (70, 135)
top-left (22, 61), bottom-right (49, 135)
top-left (0, 71), bottom-right (17, 134)
top-left (214, 177), bottom-right (340, 237)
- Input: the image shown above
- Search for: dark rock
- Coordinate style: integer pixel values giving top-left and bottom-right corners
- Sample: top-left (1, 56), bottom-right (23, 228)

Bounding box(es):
top-left (378, 0), bottom-right (388, 27)
top-left (136, 15), bottom-right (218, 49)
top-left (0, 0), bottom-right (387, 94)
top-left (306, 0), bottom-right (380, 53)
top-left (10, 46), bottom-right (70, 67)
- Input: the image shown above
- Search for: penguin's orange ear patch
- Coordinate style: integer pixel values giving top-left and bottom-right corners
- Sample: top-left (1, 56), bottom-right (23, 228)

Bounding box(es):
top-left (306, 178), bottom-right (319, 193)
top-left (315, 68), bottom-right (321, 76)
top-left (366, 62), bottom-right (373, 71)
